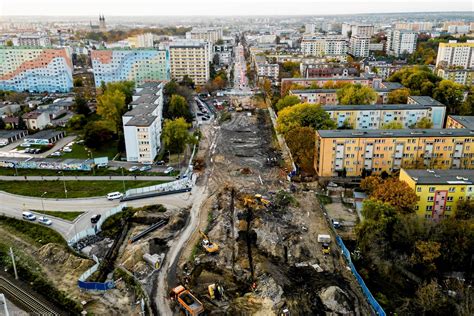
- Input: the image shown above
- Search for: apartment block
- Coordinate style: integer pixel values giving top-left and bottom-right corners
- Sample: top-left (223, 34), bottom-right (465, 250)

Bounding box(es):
top-left (91, 49), bottom-right (170, 86)
top-left (341, 23), bottom-right (374, 37)
top-left (0, 47), bottom-right (73, 93)
top-left (122, 82), bottom-right (164, 163)
top-left (436, 68), bottom-right (474, 86)
top-left (168, 41), bottom-right (210, 86)
top-left (395, 22), bottom-right (433, 32)
top-left (186, 28), bottom-right (223, 44)
top-left (386, 29), bottom-right (418, 57)
top-left (282, 76), bottom-right (380, 93)
top-left (400, 168), bottom-right (474, 220)
top-left (17, 33), bottom-right (51, 47)
top-left (301, 35), bottom-right (348, 57)
top-left (314, 129), bottom-right (474, 178)
top-left (436, 40), bottom-right (474, 69)
top-left (349, 35), bottom-right (370, 57)
top-left (446, 115), bottom-right (474, 129)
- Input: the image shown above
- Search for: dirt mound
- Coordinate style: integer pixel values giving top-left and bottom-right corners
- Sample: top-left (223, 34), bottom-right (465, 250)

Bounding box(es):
top-left (36, 244), bottom-right (93, 273)
top-left (319, 286), bottom-right (353, 314)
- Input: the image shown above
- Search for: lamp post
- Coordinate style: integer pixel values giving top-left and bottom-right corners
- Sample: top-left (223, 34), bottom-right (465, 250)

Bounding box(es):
top-left (40, 191), bottom-right (47, 212)
top-left (58, 171), bottom-right (68, 198)
top-left (121, 167), bottom-right (126, 193)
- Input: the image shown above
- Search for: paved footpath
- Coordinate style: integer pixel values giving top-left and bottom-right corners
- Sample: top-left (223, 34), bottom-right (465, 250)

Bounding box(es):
top-left (0, 175), bottom-right (175, 181)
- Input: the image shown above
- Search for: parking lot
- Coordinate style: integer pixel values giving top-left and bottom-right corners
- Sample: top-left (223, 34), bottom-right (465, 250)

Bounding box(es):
top-left (0, 135), bottom-right (76, 159)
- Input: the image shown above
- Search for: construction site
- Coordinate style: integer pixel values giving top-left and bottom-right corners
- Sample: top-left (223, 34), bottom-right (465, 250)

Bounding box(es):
top-left (169, 105), bottom-right (372, 315)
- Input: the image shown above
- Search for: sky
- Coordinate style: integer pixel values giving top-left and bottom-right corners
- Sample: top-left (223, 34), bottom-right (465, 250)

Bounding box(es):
top-left (0, 0), bottom-right (472, 16)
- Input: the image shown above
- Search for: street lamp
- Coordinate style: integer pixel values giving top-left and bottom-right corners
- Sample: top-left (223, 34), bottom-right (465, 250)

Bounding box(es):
top-left (40, 191), bottom-right (47, 212)
top-left (58, 171), bottom-right (68, 199)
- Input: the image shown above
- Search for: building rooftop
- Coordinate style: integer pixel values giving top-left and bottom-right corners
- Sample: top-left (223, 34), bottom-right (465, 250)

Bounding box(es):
top-left (0, 130), bottom-right (26, 138)
top-left (321, 104), bottom-right (433, 111)
top-left (130, 94), bottom-right (160, 105)
top-left (408, 96), bottom-right (444, 106)
top-left (316, 128), bottom-right (474, 138)
top-left (22, 111), bottom-right (43, 119)
top-left (125, 115), bottom-right (157, 127)
top-left (24, 130), bottom-right (64, 140)
top-left (379, 82), bottom-right (404, 90)
top-left (403, 169), bottom-right (474, 185)
top-left (448, 115), bottom-right (474, 129)
top-left (124, 103), bottom-right (158, 116)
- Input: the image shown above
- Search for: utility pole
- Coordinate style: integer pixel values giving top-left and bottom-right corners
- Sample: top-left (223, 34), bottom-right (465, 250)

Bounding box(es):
top-left (41, 191), bottom-right (47, 212)
top-left (9, 247), bottom-right (18, 280)
top-left (59, 171), bottom-right (68, 198)
top-left (121, 167), bottom-right (126, 193)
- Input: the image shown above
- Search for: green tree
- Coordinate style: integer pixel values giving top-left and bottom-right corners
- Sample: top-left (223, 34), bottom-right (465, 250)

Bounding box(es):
top-left (275, 95), bottom-right (301, 112)
top-left (0, 117), bottom-right (5, 130)
top-left (164, 80), bottom-right (179, 96)
top-left (17, 113), bottom-right (26, 130)
top-left (360, 175), bottom-right (384, 194)
top-left (276, 103), bottom-right (336, 135)
top-left (6, 40), bottom-right (13, 47)
top-left (83, 120), bottom-right (115, 149)
top-left (432, 80), bottom-right (465, 114)
top-left (73, 77), bottom-right (84, 87)
top-left (67, 114), bottom-right (87, 130)
top-left (96, 89), bottom-right (126, 134)
top-left (73, 94), bottom-right (91, 115)
top-left (388, 66), bottom-right (441, 96)
top-left (162, 118), bottom-right (191, 153)
top-left (285, 126), bottom-right (315, 173)
top-left (381, 121), bottom-right (404, 129)
top-left (459, 91), bottom-right (474, 115)
top-left (454, 200), bottom-right (474, 220)
top-left (105, 81), bottom-right (135, 104)
top-left (387, 88), bottom-right (410, 104)
top-left (414, 117), bottom-right (433, 129)
top-left (180, 75), bottom-right (194, 89)
top-left (168, 94), bottom-right (191, 121)
top-left (336, 83), bottom-right (377, 105)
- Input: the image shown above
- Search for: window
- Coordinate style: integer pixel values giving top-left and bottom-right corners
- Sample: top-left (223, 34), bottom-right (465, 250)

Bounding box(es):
top-left (426, 205), bottom-right (432, 211)
top-left (449, 187), bottom-right (456, 192)
top-left (447, 196), bottom-right (453, 201)
top-left (429, 187), bottom-right (435, 193)
top-left (427, 196), bottom-right (434, 201)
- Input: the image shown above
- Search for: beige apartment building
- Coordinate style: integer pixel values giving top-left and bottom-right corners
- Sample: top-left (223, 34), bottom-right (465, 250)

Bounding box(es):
top-left (168, 42), bottom-right (210, 86)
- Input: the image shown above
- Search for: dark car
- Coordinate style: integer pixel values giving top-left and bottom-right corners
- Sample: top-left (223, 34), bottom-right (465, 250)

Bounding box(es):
top-left (156, 160), bottom-right (165, 165)
top-left (91, 214), bottom-right (101, 224)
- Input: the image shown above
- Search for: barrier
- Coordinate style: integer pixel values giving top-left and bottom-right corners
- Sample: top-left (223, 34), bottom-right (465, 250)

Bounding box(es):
top-left (336, 236), bottom-right (386, 316)
top-left (77, 255), bottom-right (114, 291)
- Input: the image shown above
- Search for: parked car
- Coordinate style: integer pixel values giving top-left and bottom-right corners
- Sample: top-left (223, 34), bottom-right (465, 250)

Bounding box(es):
top-left (63, 147), bottom-right (72, 153)
top-left (128, 166), bottom-right (139, 172)
top-left (33, 148), bottom-right (41, 154)
top-left (156, 160), bottom-right (165, 166)
top-left (107, 192), bottom-right (123, 200)
top-left (164, 167), bottom-right (174, 175)
top-left (20, 143), bottom-right (31, 148)
top-left (50, 151), bottom-right (62, 157)
top-left (22, 212), bottom-right (36, 221)
top-left (0, 140), bottom-right (8, 146)
top-left (90, 214), bottom-right (101, 224)
top-left (139, 165), bottom-right (152, 172)
top-left (38, 217), bottom-right (52, 226)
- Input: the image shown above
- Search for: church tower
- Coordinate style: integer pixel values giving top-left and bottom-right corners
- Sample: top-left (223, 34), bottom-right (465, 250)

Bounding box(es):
top-left (99, 15), bottom-right (106, 32)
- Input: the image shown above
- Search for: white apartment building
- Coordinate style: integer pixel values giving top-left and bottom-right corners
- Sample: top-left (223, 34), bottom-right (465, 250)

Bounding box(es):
top-left (168, 41), bottom-right (211, 86)
top-left (436, 40), bottom-right (474, 69)
top-left (256, 63), bottom-right (279, 81)
top-left (395, 22), bottom-right (433, 32)
top-left (186, 28), bottom-right (223, 44)
top-left (342, 23), bottom-right (374, 37)
top-left (301, 35), bottom-right (347, 57)
top-left (122, 83), bottom-right (164, 163)
top-left (386, 29), bottom-right (418, 57)
top-left (305, 23), bottom-right (317, 34)
top-left (17, 33), bottom-right (51, 47)
top-left (349, 35), bottom-right (370, 57)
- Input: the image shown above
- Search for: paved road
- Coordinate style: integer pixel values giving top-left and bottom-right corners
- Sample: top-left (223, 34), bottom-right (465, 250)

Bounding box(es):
top-left (0, 190), bottom-right (194, 240)
top-left (0, 175), bottom-right (174, 181)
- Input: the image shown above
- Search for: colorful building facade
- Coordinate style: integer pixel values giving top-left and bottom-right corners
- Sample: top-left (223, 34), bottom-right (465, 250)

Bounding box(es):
top-left (400, 168), bottom-right (474, 220)
top-left (446, 115), bottom-right (474, 129)
top-left (315, 129), bottom-right (474, 177)
top-left (0, 47), bottom-right (73, 93)
top-left (91, 49), bottom-right (170, 86)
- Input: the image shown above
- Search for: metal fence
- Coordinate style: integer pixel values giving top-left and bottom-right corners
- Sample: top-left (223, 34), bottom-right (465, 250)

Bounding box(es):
top-left (77, 255), bottom-right (114, 291)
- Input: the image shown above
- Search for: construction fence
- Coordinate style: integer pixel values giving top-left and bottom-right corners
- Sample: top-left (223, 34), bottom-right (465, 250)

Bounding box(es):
top-left (77, 255), bottom-right (114, 291)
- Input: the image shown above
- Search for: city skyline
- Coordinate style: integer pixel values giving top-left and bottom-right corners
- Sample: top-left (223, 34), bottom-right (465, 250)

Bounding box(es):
top-left (1, 0), bottom-right (473, 16)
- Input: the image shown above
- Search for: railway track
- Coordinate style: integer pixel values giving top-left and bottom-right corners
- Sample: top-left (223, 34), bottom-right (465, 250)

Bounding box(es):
top-left (0, 276), bottom-right (59, 315)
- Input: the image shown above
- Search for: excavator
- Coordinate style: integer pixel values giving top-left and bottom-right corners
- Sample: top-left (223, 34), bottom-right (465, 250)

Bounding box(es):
top-left (208, 282), bottom-right (224, 300)
top-left (199, 230), bottom-right (219, 253)
top-left (170, 285), bottom-right (205, 316)
top-left (254, 194), bottom-right (271, 207)
top-left (243, 194), bottom-right (271, 210)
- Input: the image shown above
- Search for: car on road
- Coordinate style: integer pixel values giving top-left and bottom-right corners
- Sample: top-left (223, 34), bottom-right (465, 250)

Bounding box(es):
top-left (202, 117), bottom-right (209, 121)
top-left (164, 167), bottom-right (174, 175)
top-left (128, 166), bottom-right (139, 172)
top-left (107, 192), bottom-right (123, 200)
top-left (38, 217), bottom-right (52, 226)
top-left (22, 212), bottom-right (36, 221)
top-left (90, 214), bottom-right (101, 224)
top-left (139, 165), bottom-right (152, 172)
top-left (197, 112), bottom-right (204, 116)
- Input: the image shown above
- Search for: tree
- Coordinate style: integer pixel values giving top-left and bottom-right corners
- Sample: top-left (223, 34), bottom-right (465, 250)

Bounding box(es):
top-left (73, 94), bottom-right (91, 115)
top-left (212, 53), bottom-right (220, 65)
top-left (370, 178), bottom-right (418, 213)
top-left (17, 113), bottom-right (26, 130)
top-left (162, 118), bottom-right (190, 154)
top-left (169, 94), bottom-right (191, 121)
top-left (432, 80), bottom-right (465, 114)
top-left (260, 78), bottom-right (272, 100)
top-left (336, 84), bottom-right (377, 105)
top-left (83, 120), bottom-right (115, 149)
top-left (105, 81), bottom-right (135, 104)
top-left (360, 175), bottom-right (384, 194)
top-left (410, 240), bottom-right (441, 274)
top-left (387, 88), bottom-right (410, 104)
top-left (414, 117), bottom-right (433, 129)
top-left (338, 118), bottom-right (353, 129)
top-left (212, 76), bottom-right (226, 90)
top-left (0, 117), bottom-right (5, 130)
top-left (180, 75), bottom-right (195, 89)
top-left (454, 200), bottom-right (474, 220)
top-left (6, 40), bottom-right (13, 47)
top-left (73, 77), bottom-right (84, 87)
top-left (388, 66), bottom-right (441, 96)
top-left (96, 89), bottom-right (126, 134)
top-left (285, 127), bottom-right (315, 173)
top-left (381, 121), bottom-right (404, 129)
top-left (164, 80), bottom-right (179, 96)
top-left (67, 114), bottom-right (87, 130)
top-left (276, 103), bottom-right (336, 135)
top-left (415, 281), bottom-right (450, 315)
top-left (459, 91), bottom-right (474, 115)
top-left (275, 95), bottom-right (300, 112)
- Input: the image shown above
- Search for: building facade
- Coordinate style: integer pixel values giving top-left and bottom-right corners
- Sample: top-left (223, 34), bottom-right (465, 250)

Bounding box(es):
top-left (315, 129), bottom-right (474, 177)
top-left (400, 168), bottom-right (474, 220)
top-left (91, 49), bottom-right (170, 86)
top-left (436, 40), bottom-right (474, 69)
top-left (446, 115), bottom-right (474, 129)
top-left (17, 33), bottom-right (51, 47)
top-left (386, 29), bottom-right (418, 57)
top-left (122, 83), bottom-right (164, 163)
top-left (349, 35), bottom-right (370, 57)
top-left (301, 35), bottom-right (348, 57)
top-left (168, 42), bottom-right (210, 86)
top-left (0, 48), bottom-right (73, 93)
top-left (436, 68), bottom-right (474, 86)
top-left (186, 28), bottom-right (222, 44)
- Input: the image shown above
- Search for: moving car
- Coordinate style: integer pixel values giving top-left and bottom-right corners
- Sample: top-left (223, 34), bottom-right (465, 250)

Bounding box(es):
top-left (22, 212), bottom-right (36, 221)
top-left (139, 165), bottom-right (152, 172)
top-left (90, 214), bottom-right (101, 224)
top-left (107, 192), bottom-right (123, 200)
top-left (38, 217), bottom-right (52, 226)
top-left (128, 166), bottom-right (139, 172)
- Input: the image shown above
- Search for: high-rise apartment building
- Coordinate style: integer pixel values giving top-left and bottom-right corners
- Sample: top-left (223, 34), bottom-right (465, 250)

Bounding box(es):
top-left (168, 41), bottom-right (210, 86)
top-left (301, 35), bottom-right (347, 57)
top-left (349, 35), bottom-right (370, 57)
top-left (386, 29), bottom-right (418, 57)
top-left (342, 23), bottom-right (374, 37)
top-left (0, 47), bottom-right (73, 93)
top-left (186, 28), bottom-right (222, 44)
top-left (91, 49), bottom-right (170, 86)
top-left (436, 40), bottom-right (474, 69)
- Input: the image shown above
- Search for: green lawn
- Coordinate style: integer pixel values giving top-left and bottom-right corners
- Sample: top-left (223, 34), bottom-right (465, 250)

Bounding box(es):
top-left (0, 215), bottom-right (66, 246)
top-left (0, 180), bottom-right (167, 198)
top-left (60, 141), bottom-right (118, 160)
top-left (33, 210), bottom-right (84, 221)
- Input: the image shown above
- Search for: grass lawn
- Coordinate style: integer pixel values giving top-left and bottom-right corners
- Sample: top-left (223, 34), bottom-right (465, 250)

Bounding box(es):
top-left (0, 215), bottom-right (66, 246)
top-left (60, 141), bottom-right (118, 160)
top-left (0, 180), bottom-right (167, 198)
top-left (33, 210), bottom-right (84, 221)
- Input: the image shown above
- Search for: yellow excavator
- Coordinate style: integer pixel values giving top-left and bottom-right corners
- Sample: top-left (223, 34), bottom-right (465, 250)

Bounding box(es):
top-left (254, 194), bottom-right (271, 207)
top-left (199, 230), bottom-right (219, 253)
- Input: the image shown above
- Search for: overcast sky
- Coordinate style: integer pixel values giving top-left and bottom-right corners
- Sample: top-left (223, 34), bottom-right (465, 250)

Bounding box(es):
top-left (1, 0), bottom-right (472, 16)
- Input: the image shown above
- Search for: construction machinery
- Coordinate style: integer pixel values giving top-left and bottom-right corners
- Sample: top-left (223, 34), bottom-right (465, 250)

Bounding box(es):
top-left (170, 285), bottom-right (205, 316)
top-left (322, 243), bottom-right (330, 255)
top-left (254, 194), bottom-right (271, 207)
top-left (208, 282), bottom-right (224, 300)
top-left (199, 230), bottom-right (219, 253)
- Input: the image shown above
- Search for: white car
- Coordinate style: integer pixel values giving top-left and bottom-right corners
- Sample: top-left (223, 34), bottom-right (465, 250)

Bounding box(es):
top-left (107, 192), bottom-right (123, 200)
top-left (22, 212), bottom-right (36, 221)
top-left (50, 151), bottom-right (62, 157)
top-left (62, 147), bottom-right (72, 153)
top-left (164, 167), bottom-right (174, 175)
top-left (128, 166), bottom-right (139, 172)
top-left (38, 217), bottom-right (52, 226)
top-left (20, 143), bottom-right (31, 148)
